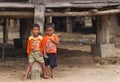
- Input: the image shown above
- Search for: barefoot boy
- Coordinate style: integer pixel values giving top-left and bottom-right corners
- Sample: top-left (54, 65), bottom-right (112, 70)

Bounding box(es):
top-left (23, 24), bottom-right (48, 80)
top-left (42, 23), bottom-right (59, 78)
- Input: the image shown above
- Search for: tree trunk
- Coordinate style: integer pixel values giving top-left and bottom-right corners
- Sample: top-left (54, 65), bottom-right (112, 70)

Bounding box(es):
top-left (31, 62), bottom-right (42, 79)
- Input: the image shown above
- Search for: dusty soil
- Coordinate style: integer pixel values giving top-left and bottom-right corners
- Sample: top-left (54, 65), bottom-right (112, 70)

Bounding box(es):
top-left (0, 32), bottom-right (120, 82)
top-left (1, 53), bottom-right (120, 82)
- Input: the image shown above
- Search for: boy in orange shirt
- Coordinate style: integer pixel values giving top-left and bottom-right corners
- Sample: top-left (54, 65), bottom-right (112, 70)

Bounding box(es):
top-left (42, 23), bottom-right (59, 78)
top-left (23, 24), bottom-right (48, 80)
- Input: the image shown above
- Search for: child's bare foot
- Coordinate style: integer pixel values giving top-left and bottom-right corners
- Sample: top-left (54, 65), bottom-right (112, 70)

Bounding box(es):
top-left (23, 76), bottom-right (27, 80)
top-left (51, 75), bottom-right (55, 78)
top-left (44, 76), bottom-right (49, 79)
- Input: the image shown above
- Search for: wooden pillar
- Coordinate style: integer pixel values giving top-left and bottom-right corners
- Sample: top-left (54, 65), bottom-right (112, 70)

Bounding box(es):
top-left (3, 19), bottom-right (9, 43)
top-left (109, 14), bottom-right (120, 36)
top-left (46, 16), bottom-right (52, 23)
top-left (96, 15), bottom-right (110, 44)
top-left (91, 15), bottom-right (115, 57)
top-left (34, 0), bottom-right (46, 34)
top-left (30, 0), bottom-right (46, 79)
top-left (92, 16), bottom-right (97, 30)
top-left (2, 18), bottom-right (9, 60)
top-left (16, 19), bottom-right (20, 31)
top-left (66, 17), bottom-right (73, 33)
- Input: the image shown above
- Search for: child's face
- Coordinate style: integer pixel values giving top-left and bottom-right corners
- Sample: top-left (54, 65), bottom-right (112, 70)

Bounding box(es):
top-left (32, 27), bottom-right (40, 36)
top-left (46, 27), bottom-right (54, 36)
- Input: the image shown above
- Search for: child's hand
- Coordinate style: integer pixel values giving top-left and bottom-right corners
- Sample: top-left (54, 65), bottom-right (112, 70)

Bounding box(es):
top-left (49, 38), bottom-right (54, 43)
top-left (44, 55), bottom-right (49, 59)
top-left (43, 53), bottom-right (49, 59)
top-left (49, 38), bottom-right (59, 45)
top-left (39, 52), bottom-right (43, 57)
top-left (49, 38), bottom-right (53, 41)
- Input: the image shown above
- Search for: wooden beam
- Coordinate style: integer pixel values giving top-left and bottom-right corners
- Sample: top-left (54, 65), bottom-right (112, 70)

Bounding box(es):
top-left (0, 9), bottom-right (120, 18)
top-left (0, 2), bottom-right (34, 8)
top-left (45, 9), bottom-right (120, 17)
top-left (0, 11), bottom-right (34, 18)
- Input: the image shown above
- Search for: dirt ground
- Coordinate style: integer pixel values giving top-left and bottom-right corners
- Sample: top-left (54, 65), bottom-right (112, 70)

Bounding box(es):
top-left (0, 32), bottom-right (120, 82)
top-left (1, 52), bottom-right (120, 82)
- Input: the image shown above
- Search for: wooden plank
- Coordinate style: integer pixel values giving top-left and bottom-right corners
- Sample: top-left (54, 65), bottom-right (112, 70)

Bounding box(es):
top-left (0, 2), bottom-right (34, 8)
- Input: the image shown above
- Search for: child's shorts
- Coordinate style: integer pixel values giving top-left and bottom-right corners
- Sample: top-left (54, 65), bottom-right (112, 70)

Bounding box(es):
top-left (29, 51), bottom-right (44, 63)
top-left (44, 53), bottom-right (57, 68)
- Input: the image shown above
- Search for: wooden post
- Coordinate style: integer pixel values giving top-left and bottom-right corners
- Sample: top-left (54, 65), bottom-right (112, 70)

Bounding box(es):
top-left (34, 0), bottom-right (46, 34)
top-left (2, 18), bottom-right (9, 60)
top-left (31, 0), bottom-right (46, 79)
top-left (46, 16), bottom-right (52, 23)
top-left (91, 15), bottom-right (115, 57)
top-left (66, 17), bottom-right (73, 33)
top-left (109, 14), bottom-right (120, 36)
top-left (3, 19), bottom-right (9, 43)
top-left (96, 15), bottom-right (110, 44)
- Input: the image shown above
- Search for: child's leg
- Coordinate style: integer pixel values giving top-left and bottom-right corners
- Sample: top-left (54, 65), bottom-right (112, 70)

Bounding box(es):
top-left (45, 65), bottom-right (49, 76)
top-left (40, 62), bottom-right (49, 78)
top-left (44, 56), bottom-right (50, 77)
top-left (49, 54), bottom-right (57, 78)
top-left (51, 68), bottom-right (55, 78)
top-left (23, 62), bottom-right (33, 80)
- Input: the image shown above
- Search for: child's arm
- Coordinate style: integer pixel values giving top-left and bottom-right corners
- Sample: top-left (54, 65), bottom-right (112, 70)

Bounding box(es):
top-left (39, 52), bottom-right (43, 57)
top-left (50, 38), bottom-right (59, 45)
top-left (43, 46), bottom-right (48, 58)
top-left (40, 38), bottom-right (48, 58)
top-left (27, 39), bottom-right (30, 56)
top-left (50, 35), bottom-right (59, 45)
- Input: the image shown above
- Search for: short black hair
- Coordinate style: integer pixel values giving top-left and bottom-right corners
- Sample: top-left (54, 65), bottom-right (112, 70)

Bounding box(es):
top-left (31, 23), bottom-right (40, 29)
top-left (45, 23), bottom-right (55, 29)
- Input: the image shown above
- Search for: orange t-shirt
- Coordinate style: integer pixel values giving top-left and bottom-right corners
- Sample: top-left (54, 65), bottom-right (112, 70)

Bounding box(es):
top-left (27, 35), bottom-right (43, 55)
top-left (41, 34), bottom-right (59, 54)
